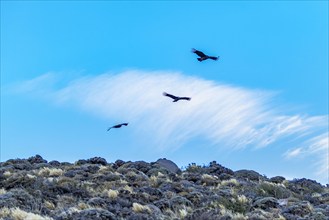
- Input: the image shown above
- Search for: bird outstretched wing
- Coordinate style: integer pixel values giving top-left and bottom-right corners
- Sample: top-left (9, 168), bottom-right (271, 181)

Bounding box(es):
top-left (192, 48), bottom-right (206, 58)
top-left (107, 123), bottom-right (128, 131)
top-left (208, 56), bottom-right (219, 61)
top-left (163, 92), bottom-right (178, 100)
top-left (180, 97), bottom-right (191, 101)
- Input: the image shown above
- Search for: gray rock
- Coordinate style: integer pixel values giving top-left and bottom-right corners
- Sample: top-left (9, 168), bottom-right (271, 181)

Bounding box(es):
top-left (137, 186), bottom-right (163, 197)
top-left (13, 162), bottom-right (33, 170)
top-left (27, 154), bottom-right (47, 164)
top-left (122, 161), bottom-right (151, 174)
top-left (270, 176), bottom-right (286, 184)
top-left (207, 161), bottom-right (234, 176)
top-left (185, 208), bottom-right (223, 220)
top-left (156, 158), bottom-right (181, 174)
top-left (87, 157), bottom-right (107, 166)
top-left (288, 178), bottom-right (324, 194)
top-left (56, 208), bottom-right (117, 220)
top-left (33, 163), bottom-right (52, 169)
top-left (170, 195), bottom-right (193, 209)
top-left (0, 188), bottom-right (41, 210)
top-left (234, 169), bottom-right (266, 182)
top-left (64, 169), bottom-right (80, 178)
top-left (49, 160), bottom-right (61, 166)
top-left (75, 159), bottom-right (88, 165)
top-left (147, 204), bottom-right (163, 216)
top-left (87, 197), bottom-right (108, 208)
top-left (127, 213), bottom-right (157, 220)
top-left (253, 197), bottom-right (279, 210)
top-left (153, 198), bottom-right (171, 210)
top-left (114, 159), bottom-right (125, 168)
top-left (283, 201), bottom-right (313, 217)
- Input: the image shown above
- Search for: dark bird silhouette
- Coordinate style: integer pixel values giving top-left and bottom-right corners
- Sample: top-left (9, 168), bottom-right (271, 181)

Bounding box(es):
top-left (107, 123), bottom-right (128, 131)
top-left (192, 48), bottom-right (219, 62)
top-left (163, 92), bottom-right (191, 102)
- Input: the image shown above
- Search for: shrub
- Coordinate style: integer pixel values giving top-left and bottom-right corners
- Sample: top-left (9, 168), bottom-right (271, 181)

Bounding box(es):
top-left (185, 163), bottom-right (203, 173)
top-left (217, 195), bottom-right (251, 214)
top-left (201, 174), bottom-right (218, 186)
top-left (257, 181), bottom-right (291, 199)
top-left (270, 176), bottom-right (286, 184)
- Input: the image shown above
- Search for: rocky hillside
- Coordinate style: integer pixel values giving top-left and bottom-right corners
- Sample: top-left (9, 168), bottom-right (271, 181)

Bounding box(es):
top-left (0, 155), bottom-right (328, 220)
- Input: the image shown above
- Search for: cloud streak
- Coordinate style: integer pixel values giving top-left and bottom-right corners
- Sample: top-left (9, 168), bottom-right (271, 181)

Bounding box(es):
top-left (284, 132), bottom-right (329, 180)
top-left (13, 69), bottom-right (328, 180)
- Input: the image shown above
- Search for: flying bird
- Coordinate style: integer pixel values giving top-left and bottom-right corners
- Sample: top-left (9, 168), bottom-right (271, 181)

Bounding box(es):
top-left (107, 123), bottom-right (128, 131)
top-left (192, 48), bottom-right (219, 62)
top-left (163, 92), bottom-right (191, 102)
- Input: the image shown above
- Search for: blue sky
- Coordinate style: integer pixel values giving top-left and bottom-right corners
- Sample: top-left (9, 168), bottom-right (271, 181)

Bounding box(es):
top-left (1, 1), bottom-right (328, 184)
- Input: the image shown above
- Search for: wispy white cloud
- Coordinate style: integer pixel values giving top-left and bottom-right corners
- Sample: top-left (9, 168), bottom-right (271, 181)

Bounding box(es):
top-left (9, 72), bottom-right (59, 95)
top-left (284, 147), bottom-right (303, 159)
top-left (12, 69), bottom-right (328, 180)
top-left (284, 132), bottom-right (329, 181)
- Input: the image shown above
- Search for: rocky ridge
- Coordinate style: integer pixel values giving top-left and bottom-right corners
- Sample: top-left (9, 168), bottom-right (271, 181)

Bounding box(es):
top-left (0, 155), bottom-right (328, 220)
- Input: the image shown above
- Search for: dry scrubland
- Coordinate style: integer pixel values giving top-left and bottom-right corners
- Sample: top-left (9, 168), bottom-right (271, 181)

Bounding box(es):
top-left (0, 155), bottom-right (328, 220)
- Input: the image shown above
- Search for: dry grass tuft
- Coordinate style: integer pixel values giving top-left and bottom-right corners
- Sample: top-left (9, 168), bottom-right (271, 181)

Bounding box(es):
top-left (132, 202), bottom-right (151, 214)
top-left (26, 174), bottom-right (37, 179)
top-left (219, 178), bottom-right (240, 187)
top-left (202, 174), bottom-right (217, 181)
top-left (237, 195), bottom-right (249, 204)
top-left (150, 175), bottom-right (159, 187)
top-left (37, 167), bottom-right (64, 177)
top-left (44, 201), bottom-right (56, 210)
top-left (0, 207), bottom-right (11, 217)
top-left (0, 207), bottom-right (53, 220)
top-left (178, 208), bottom-right (188, 219)
top-left (77, 202), bottom-right (91, 210)
top-left (98, 165), bottom-right (109, 173)
top-left (157, 172), bottom-right (165, 177)
top-left (123, 185), bottom-right (133, 193)
top-left (104, 189), bottom-right (119, 199)
top-left (0, 188), bottom-right (7, 195)
top-left (3, 171), bottom-right (11, 177)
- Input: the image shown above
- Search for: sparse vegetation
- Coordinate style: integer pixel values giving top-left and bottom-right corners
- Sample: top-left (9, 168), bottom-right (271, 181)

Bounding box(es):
top-left (104, 189), bottom-right (119, 199)
top-left (0, 207), bottom-right (53, 220)
top-left (132, 202), bottom-right (151, 214)
top-left (0, 155), bottom-right (328, 219)
top-left (36, 167), bottom-right (64, 177)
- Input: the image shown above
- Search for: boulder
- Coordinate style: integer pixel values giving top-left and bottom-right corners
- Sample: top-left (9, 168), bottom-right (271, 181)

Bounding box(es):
top-left (283, 201), bottom-right (313, 217)
top-left (253, 197), bottom-right (279, 210)
top-left (87, 157), bottom-right (107, 166)
top-left (234, 169), bottom-right (266, 182)
top-left (27, 155), bottom-right (47, 164)
top-left (155, 158), bottom-right (180, 174)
